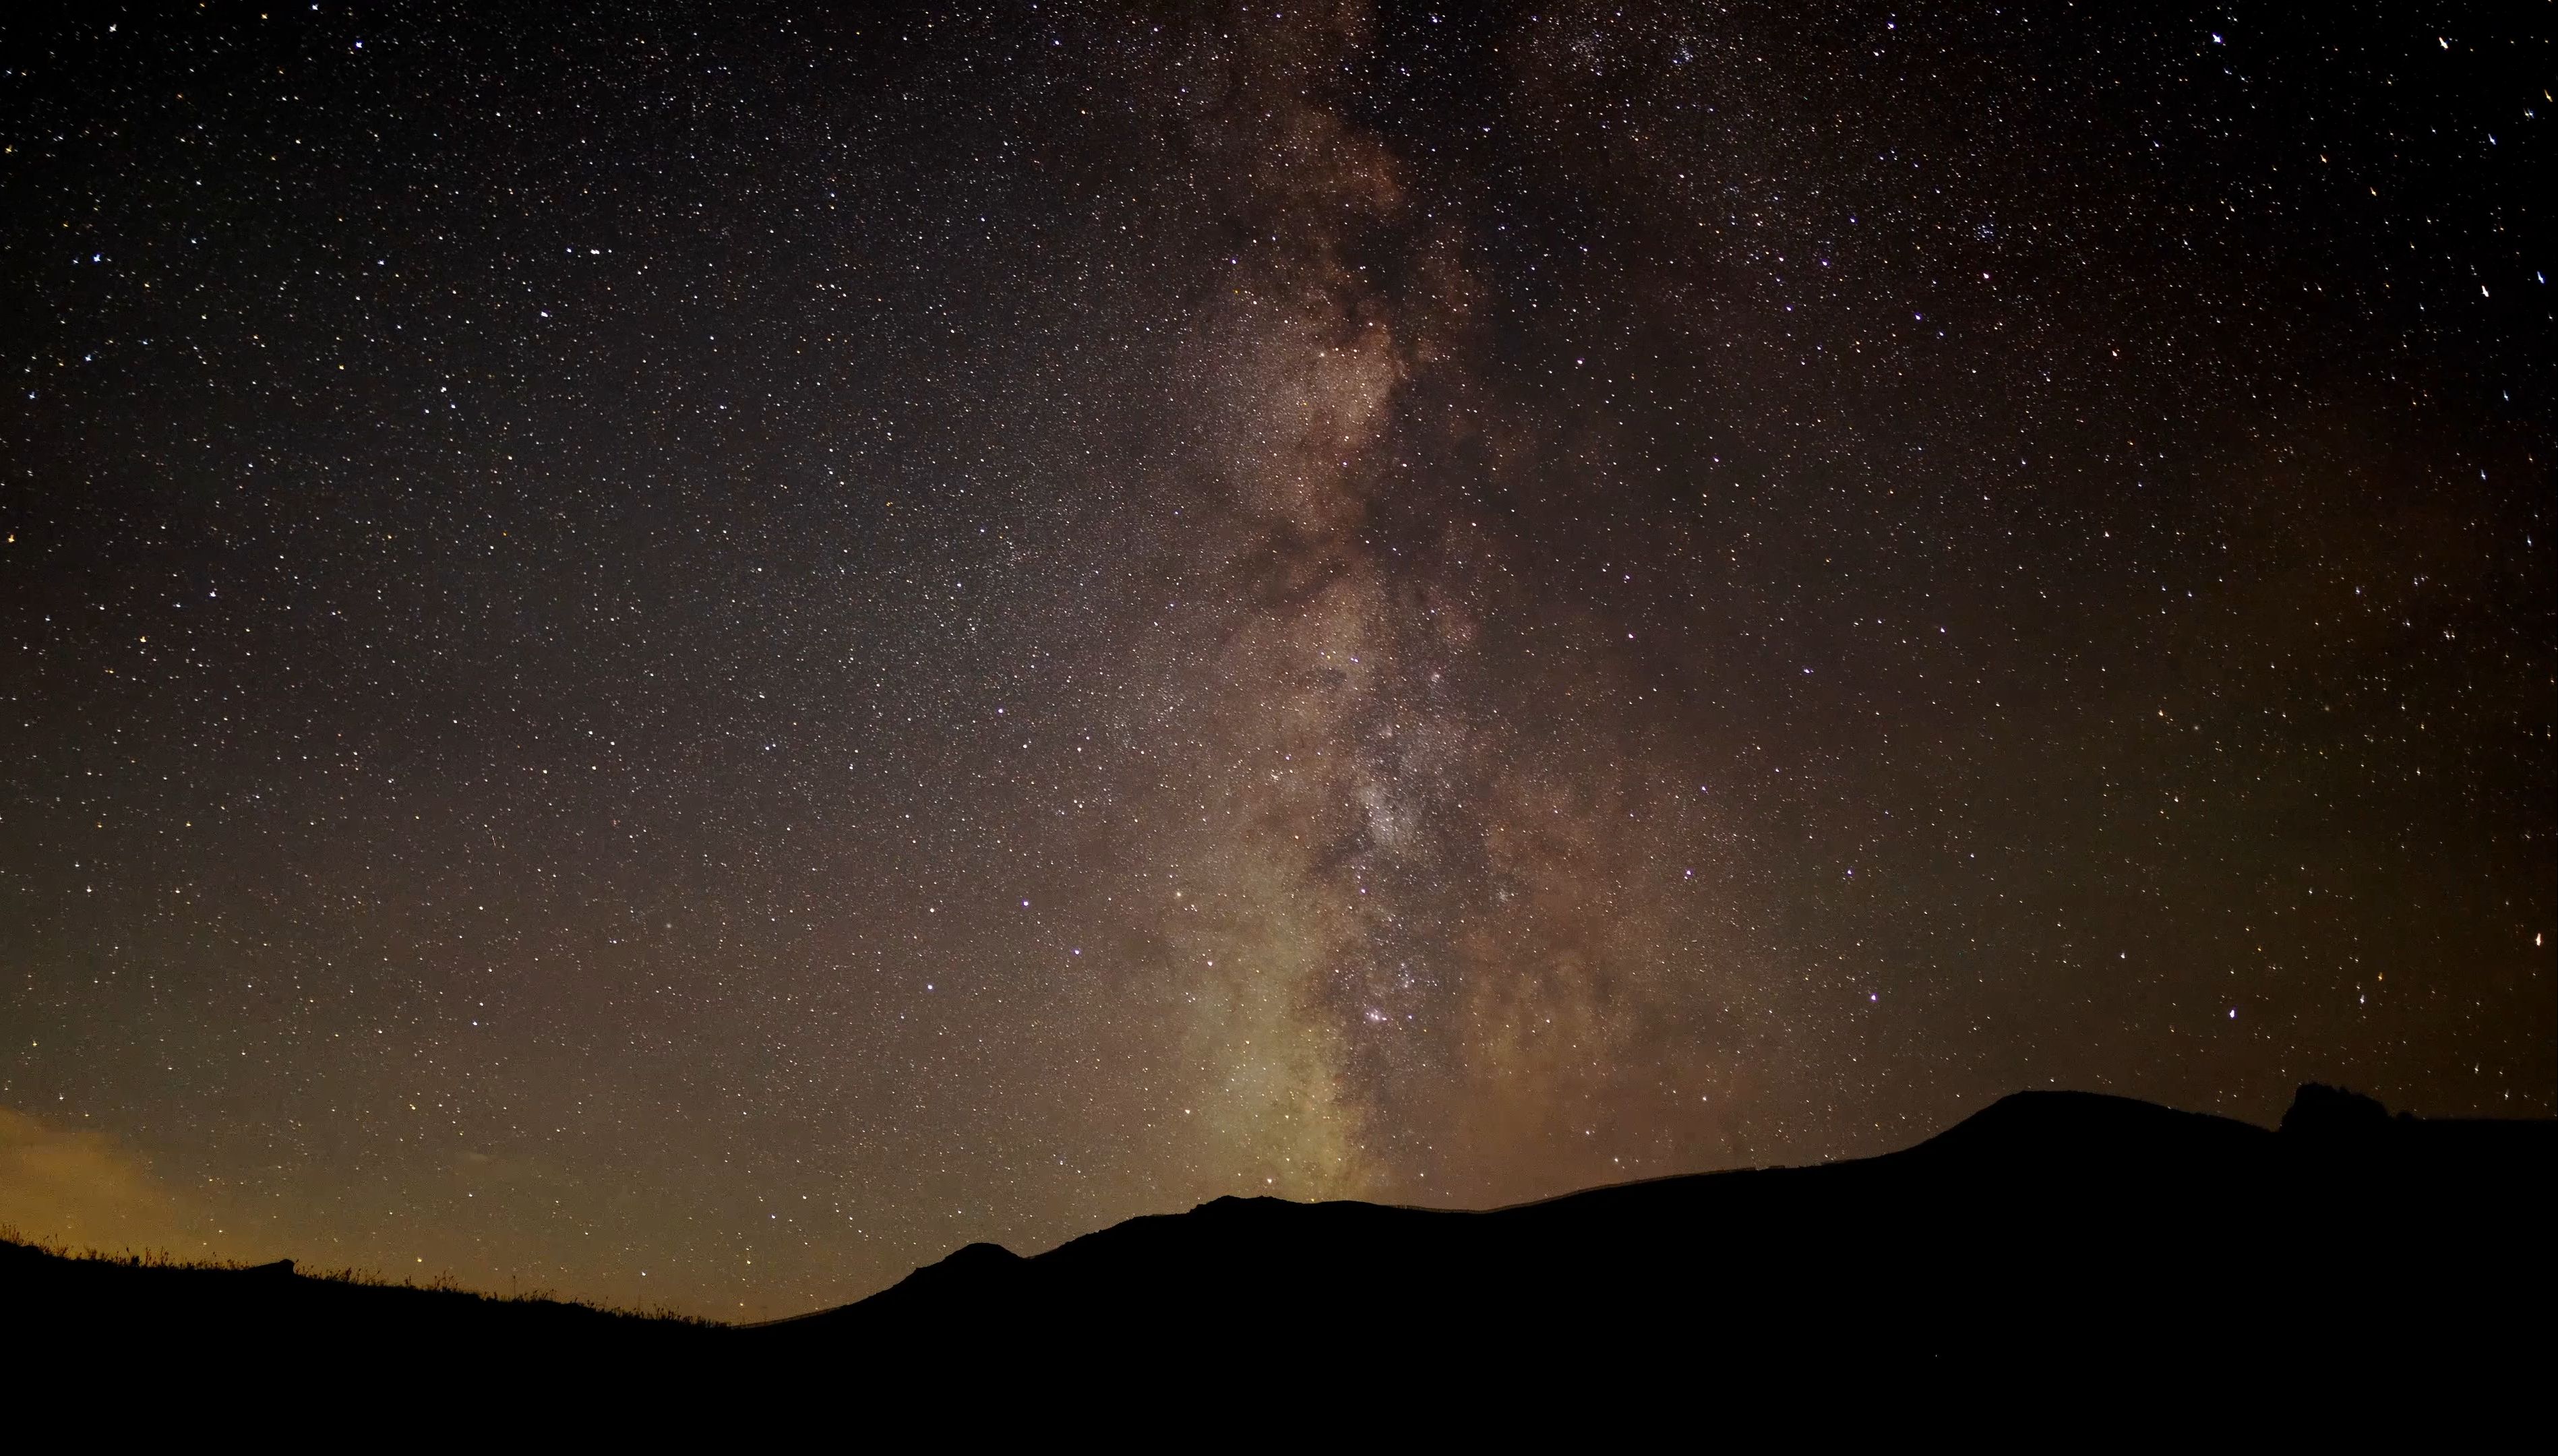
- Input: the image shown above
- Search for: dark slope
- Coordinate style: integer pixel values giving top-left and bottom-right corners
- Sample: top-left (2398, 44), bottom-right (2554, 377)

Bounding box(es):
top-left (7, 1087), bottom-right (2546, 1412)
top-left (756, 1087), bottom-right (2551, 1389)
top-left (0, 1240), bottom-right (719, 1364)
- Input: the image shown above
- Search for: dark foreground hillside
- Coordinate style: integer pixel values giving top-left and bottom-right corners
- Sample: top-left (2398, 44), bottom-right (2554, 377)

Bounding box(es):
top-left (763, 1087), bottom-right (2552, 1395)
top-left (10, 1087), bottom-right (2547, 1419)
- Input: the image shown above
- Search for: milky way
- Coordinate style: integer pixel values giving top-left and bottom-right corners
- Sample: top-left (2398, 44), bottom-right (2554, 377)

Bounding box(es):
top-left (1, 1), bottom-right (2548, 1316)
top-left (1118, 10), bottom-right (1732, 1199)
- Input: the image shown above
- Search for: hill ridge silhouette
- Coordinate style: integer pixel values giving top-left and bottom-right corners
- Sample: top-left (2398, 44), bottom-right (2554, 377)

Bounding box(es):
top-left (8, 1084), bottom-right (2547, 1412)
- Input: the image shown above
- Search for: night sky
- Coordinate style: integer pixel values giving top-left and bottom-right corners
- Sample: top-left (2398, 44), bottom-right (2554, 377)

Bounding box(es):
top-left (2, 1), bottom-right (2549, 1318)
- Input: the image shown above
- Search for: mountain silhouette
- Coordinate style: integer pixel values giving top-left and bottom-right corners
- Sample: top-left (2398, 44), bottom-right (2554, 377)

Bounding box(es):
top-left (754, 1087), bottom-right (2548, 1387)
top-left (8, 1085), bottom-right (2545, 1418)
